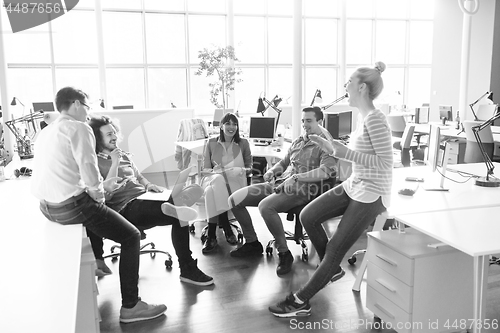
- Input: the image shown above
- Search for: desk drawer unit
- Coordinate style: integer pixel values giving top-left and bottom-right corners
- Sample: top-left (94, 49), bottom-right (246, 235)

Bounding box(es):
top-left (366, 228), bottom-right (474, 332)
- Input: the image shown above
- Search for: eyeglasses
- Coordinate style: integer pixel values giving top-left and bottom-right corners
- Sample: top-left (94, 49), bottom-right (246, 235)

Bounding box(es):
top-left (74, 100), bottom-right (92, 111)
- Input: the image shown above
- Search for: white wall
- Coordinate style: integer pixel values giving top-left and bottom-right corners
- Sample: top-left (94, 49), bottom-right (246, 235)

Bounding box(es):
top-left (92, 108), bottom-right (194, 173)
top-left (430, 0), bottom-right (496, 121)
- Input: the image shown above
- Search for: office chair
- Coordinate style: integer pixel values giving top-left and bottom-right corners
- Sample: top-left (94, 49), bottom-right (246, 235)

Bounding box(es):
top-left (175, 118), bottom-right (209, 183)
top-left (386, 114), bottom-right (407, 138)
top-left (462, 120), bottom-right (494, 163)
top-left (392, 124), bottom-right (416, 167)
top-left (103, 229), bottom-right (173, 268)
top-left (265, 176), bottom-right (338, 262)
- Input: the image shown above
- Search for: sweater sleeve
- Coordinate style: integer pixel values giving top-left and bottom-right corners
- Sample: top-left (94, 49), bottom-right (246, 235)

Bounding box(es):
top-left (344, 113), bottom-right (393, 170)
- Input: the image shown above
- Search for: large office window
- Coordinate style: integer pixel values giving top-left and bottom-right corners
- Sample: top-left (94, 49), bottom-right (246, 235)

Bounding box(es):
top-left (2, 0), bottom-right (434, 115)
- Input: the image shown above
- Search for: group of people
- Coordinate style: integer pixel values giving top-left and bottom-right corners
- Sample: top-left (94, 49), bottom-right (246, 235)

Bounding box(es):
top-left (31, 62), bottom-right (393, 323)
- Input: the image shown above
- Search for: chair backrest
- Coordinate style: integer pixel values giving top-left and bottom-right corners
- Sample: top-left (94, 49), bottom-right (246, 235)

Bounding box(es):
top-left (386, 115), bottom-right (406, 137)
top-left (400, 124), bottom-right (415, 149)
top-left (174, 118), bottom-right (209, 170)
top-left (462, 120), bottom-right (494, 163)
top-left (476, 104), bottom-right (497, 121)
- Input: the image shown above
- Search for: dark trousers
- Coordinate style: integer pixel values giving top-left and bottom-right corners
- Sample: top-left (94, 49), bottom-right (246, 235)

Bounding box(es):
top-left (88, 197), bottom-right (193, 267)
top-left (40, 193), bottom-right (140, 308)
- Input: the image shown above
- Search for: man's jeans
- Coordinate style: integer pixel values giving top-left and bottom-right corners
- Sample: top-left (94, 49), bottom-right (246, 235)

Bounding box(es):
top-left (39, 193), bottom-right (141, 308)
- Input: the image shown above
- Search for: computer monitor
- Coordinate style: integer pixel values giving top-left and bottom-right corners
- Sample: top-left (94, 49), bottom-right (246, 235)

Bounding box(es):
top-left (32, 102), bottom-right (55, 112)
top-left (248, 116), bottom-right (276, 142)
top-left (422, 125), bottom-right (450, 190)
top-left (439, 105), bottom-right (453, 122)
top-left (324, 110), bottom-right (352, 139)
top-left (213, 108), bottom-right (232, 127)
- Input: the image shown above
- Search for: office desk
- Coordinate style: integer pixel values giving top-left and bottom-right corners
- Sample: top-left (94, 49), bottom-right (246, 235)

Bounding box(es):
top-left (394, 207), bottom-right (500, 333)
top-left (414, 122), bottom-right (500, 141)
top-left (0, 160), bottom-right (99, 333)
top-left (365, 163), bottom-right (500, 333)
top-left (175, 139), bottom-right (290, 177)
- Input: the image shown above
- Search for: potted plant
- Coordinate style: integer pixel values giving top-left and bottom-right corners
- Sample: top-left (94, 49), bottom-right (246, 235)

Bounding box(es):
top-left (195, 45), bottom-right (242, 110)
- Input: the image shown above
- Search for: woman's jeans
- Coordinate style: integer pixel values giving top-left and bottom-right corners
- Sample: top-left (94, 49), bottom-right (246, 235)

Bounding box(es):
top-left (296, 184), bottom-right (386, 301)
top-left (39, 193), bottom-right (141, 308)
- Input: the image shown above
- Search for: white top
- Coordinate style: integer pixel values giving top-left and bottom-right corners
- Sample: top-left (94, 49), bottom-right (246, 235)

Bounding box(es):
top-left (31, 114), bottom-right (104, 203)
top-left (341, 109), bottom-right (393, 208)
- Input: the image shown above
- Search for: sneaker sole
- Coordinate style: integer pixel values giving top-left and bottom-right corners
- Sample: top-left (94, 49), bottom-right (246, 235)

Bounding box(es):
top-left (324, 268), bottom-right (346, 288)
top-left (161, 202), bottom-right (198, 222)
top-left (119, 310), bottom-right (166, 323)
top-left (270, 308), bottom-right (311, 318)
top-left (180, 276), bottom-right (214, 286)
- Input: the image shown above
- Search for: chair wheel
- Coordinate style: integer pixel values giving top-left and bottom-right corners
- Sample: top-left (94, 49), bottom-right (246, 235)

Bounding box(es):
top-left (237, 233), bottom-right (244, 243)
top-left (266, 246), bottom-right (273, 255)
top-left (348, 256), bottom-right (357, 265)
top-left (150, 252), bottom-right (156, 259)
top-left (111, 257), bottom-right (118, 262)
top-left (165, 259), bottom-right (172, 268)
top-left (301, 253), bottom-right (308, 262)
top-left (189, 224), bottom-right (195, 233)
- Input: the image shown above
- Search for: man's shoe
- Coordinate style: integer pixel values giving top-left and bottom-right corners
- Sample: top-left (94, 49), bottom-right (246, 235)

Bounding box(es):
top-left (269, 293), bottom-right (311, 318)
top-left (202, 236), bottom-right (218, 254)
top-left (276, 250), bottom-right (294, 276)
top-left (161, 202), bottom-right (198, 225)
top-left (230, 241), bottom-right (263, 257)
top-left (119, 300), bottom-right (167, 323)
top-left (180, 259), bottom-right (214, 286)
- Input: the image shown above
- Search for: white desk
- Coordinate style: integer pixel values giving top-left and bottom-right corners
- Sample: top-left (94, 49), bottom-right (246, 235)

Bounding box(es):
top-left (394, 207), bottom-right (500, 333)
top-left (370, 163), bottom-right (500, 333)
top-left (175, 139), bottom-right (290, 177)
top-left (0, 160), bottom-right (99, 333)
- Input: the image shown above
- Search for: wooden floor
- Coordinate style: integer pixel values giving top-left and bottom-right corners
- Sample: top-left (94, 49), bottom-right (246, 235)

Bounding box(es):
top-left (96, 206), bottom-right (500, 333)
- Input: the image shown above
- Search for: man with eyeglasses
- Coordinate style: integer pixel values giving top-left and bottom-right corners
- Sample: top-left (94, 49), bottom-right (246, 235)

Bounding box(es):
top-left (31, 86), bottom-right (167, 324)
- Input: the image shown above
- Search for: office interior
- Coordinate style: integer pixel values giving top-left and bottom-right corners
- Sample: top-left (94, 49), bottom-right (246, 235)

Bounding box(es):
top-left (2, 1), bottom-right (500, 332)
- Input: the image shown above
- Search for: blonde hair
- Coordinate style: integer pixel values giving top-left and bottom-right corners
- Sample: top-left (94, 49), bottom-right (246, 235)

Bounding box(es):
top-left (356, 61), bottom-right (386, 100)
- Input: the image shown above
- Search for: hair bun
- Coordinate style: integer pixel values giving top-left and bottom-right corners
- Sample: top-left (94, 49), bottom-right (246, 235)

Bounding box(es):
top-left (374, 61), bottom-right (386, 73)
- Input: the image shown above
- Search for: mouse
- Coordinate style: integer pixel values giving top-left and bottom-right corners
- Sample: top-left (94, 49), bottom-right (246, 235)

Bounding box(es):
top-left (275, 148), bottom-right (281, 152)
top-left (398, 188), bottom-right (415, 196)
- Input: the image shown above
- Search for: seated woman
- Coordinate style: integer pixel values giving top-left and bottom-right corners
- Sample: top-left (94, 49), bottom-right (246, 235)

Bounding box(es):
top-left (269, 62), bottom-right (393, 317)
top-left (200, 112), bottom-right (252, 253)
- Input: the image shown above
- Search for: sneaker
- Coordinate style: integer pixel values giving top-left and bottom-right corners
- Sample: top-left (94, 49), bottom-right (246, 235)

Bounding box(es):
top-left (180, 259), bottom-right (214, 286)
top-left (202, 236), bottom-right (218, 254)
top-left (327, 266), bottom-right (345, 286)
top-left (119, 299), bottom-right (167, 323)
top-left (161, 202), bottom-right (198, 225)
top-left (269, 293), bottom-right (311, 318)
top-left (230, 241), bottom-right (263, 257)
top-left (95, 259), bottom-right (112, 277)
top-left (276, 250), bottom-right (294, 276)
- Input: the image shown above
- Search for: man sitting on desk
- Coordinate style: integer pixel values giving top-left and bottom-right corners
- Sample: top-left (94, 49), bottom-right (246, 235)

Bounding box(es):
top-left (228, 106), bottom-right (337, 276)
top-left (86, 115), bottom-right (214, 287)
top-left (31, 87), bottom-right (167, 324)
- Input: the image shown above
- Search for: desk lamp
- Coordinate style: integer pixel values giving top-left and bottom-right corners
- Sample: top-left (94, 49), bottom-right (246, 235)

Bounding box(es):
top-left (10, 97), bottom-right (26, 115)
top-left (469, 91), bottom-right (494, 121)
top-left (471, 108), bottom-right (500, 187)
top-left (320, 93), bottom-right (348, 111)
top-left (310, 89), bottom-right (322, 106)
top-left (256, 94), bottom-right (283, 133)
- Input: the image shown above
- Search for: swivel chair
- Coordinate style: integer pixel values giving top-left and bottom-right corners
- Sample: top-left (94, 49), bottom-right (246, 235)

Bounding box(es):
top-left (387, 114), bottom-right (406, 138)
top-left (104, 229), bottom-right (173, 268)
top-left (393, 124), bottom-right (416, 167)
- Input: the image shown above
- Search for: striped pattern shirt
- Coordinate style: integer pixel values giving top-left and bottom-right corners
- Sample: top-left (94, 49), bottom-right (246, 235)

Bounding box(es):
top-left (341, 109), bottom-right (393, 208)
